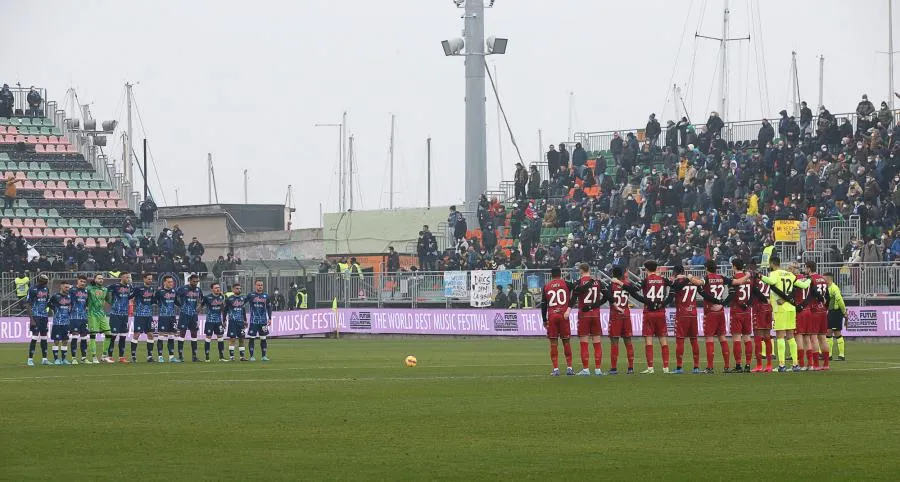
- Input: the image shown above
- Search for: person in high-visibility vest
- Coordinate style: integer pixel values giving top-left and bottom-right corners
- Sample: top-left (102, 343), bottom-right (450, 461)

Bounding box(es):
top-left (295, 287), bottom-right (308, 309)
top-left (14, 273), bottom-right (30, 300)
top-left (760, 242), bottom-right (775, 270)
top-left (824, 272), bottom-right (847, 361)
top-left (519, 286), bottom-right (534, 309)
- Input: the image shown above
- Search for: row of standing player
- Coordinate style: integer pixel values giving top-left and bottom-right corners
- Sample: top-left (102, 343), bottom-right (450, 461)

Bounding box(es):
top-left (24, 272), bottom-right (274, 366)
top-left (541, 257), bottom-right (844, 376)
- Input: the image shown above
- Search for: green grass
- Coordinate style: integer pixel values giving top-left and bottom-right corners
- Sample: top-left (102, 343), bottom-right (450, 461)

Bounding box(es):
top-left (1, 338), bottom-right (899, 481)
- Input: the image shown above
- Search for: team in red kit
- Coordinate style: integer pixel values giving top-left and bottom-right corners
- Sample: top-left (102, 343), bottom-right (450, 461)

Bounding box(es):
top-left (539, 258), bottom-right (836, 376)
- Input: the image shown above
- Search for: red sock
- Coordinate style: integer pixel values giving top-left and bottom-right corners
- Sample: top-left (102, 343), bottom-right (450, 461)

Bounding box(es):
top-left (625, 343), bottom-right (634, 369)
top-left (705, 341), bottom-right (715, 369)
top-left (744, 340), bottom-right (753, 365)
top-left (563, 343), bottom-right (573, 368)
top-left (691, 338), bottom-right (700, 368)
top-left (579, 341), bottom-right (590, 369)
top-left (733, 340), bottom-right (742, 366)
top-left (822, 348), bottom-right (830, 368)
top-left (645, 344), bottom-right (654, 368)
top-left (798, 348), bottom-right (805, 367)
top-left (550, 343), bottom-right (559, 369)
top-left (592, 342), bottom-right (603, 369)
top-left (610, 343), bottom-right (619, 370)
top-left (754, 337), bottom-right (762, 363)
top-left (661, 344), bottom-right (670, 369)
top-left (720, 340), bottom-right (730, 369)
top-left (676, 338), bottom-right (685, 367)
top-left (811, 349), bottom-right (819, 368)
top-left (765, 337), bottom-right (773, 364)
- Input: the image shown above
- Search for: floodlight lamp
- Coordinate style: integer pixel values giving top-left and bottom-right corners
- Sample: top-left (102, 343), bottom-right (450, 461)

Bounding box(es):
top-left (486, 36), bottom-right (508, 55)
top-left (442, 37), bottom-right (465, 56)
top-left (453, 0), bottom-right (465, 7)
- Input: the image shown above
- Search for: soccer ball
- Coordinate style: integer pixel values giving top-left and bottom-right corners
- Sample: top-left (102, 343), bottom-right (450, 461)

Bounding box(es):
top-left (404, 355), bottom-right (417, 367)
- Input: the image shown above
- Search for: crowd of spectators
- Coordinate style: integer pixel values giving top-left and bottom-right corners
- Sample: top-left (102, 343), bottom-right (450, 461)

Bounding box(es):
top-left (425, 94), bottom-right (900, 273)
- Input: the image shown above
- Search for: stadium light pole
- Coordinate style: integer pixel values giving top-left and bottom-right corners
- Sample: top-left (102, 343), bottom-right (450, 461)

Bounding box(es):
top-left (442, 0), bottom-right (507, 212)
top-left (315, 120), bottom-right (344, 212)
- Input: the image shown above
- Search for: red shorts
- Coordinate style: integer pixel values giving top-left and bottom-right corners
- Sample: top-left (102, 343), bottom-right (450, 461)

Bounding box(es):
top-left (796, 310), bottom-right (811, 334)
top-left (810, 310), bottom-right (827, 334)
top-left (752, 305), bottom-right (773, 330)
top-left (730, 311), bottom-right (752, 335)
top-left (577, 312), bottom-right (602, 336)
top-left (546, 313), bottom-right (571, 339)
top-left (704, 309), bottom-right (727, 336)
top-left (642, 311), bottom-right (667, 337)
top-left (675, 314), bottom-right (698, 338)
top-left (608, 310), bottom-right (633, 338)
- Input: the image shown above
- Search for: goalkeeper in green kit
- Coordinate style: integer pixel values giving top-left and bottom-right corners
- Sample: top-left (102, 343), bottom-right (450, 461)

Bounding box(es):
top-left (87, 274), bottom-right (111, 363)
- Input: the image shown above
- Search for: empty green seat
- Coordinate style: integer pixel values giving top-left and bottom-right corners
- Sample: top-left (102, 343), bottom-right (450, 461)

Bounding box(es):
top-left (43, 118), bottom-right (54, 127)
top-left (40, 162), bottom-right (51, 171)
top-left (25, 208), bottom-right (36, 218)
top-left (37, 171), bottom-right (48, 181)
top-left (48, 208), bottom-right (59, 218)
top-left (0, 117), bottom-right (9, 125)
top-left (89, 181), bottom-right (100, 190)
top-left (28, 126), bottom-right (40, 135)
top-left (57, 219), bottom-right (68, 228)
top-left (70, 172), bottom-right (81, 181)
top-left (90, 218), bottom-right (101, 227)
top-left (19, 118), bottom-right (31, 126)
top-left (87, 228), bottom-right (99, 237)
top-left (37, 208), bottom-right (47, 218)
top-left (76, 228), bottom-right (88, 237)
top-left (98, 228), bottom-right (110, 237)
top-left (48, 172), bottom-right (59, 181)
top-left (80, 180), bottom-right (91, 190)
top-left (17, 199), bottom-right (28, 208)
top-left (0, 161), bottom-right (6, 171)
top-left (59, 172), bottom-right (70, 181)
top-left (0, 153), bottom-right (9, 161)
top-left (80, 219), bottom-right (91, 228)
top-left (40, 126), bottom-right (52, 135)
top-left (28, 162), bottom-right (39, 171)
top-left (51, 127), bottom-right (62, 136)
top-left (14, 208), bottom-right (25, 218)
top-left (47, 218), bottom-right (57, 228)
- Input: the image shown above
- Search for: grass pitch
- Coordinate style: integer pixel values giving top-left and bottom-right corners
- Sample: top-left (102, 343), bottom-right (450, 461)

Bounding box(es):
top-left (1, 338), bottom-right (899, 481)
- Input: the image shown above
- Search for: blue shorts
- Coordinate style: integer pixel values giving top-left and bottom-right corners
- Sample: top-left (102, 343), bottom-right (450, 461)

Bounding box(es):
top-left (204, 322), bottom-right (224, 337)
top-left (109, 314), bottom-right (129, 335)
top-left (50, 324), bottom-right (70, 341)
top-left (30, 317), bottom-right (49, 336)
top-left (247, 323), bottom-right (269, 338)
top-left (69, 320), bottom-right (88, 336)
top-left (157, 316), bottom-right (176, 333)
top-left (227, 322), bottom-right (245, 339)
top-left (133, 316), bottom-right (154, 334)
top-left (178, 314), bottom-right (199, 333)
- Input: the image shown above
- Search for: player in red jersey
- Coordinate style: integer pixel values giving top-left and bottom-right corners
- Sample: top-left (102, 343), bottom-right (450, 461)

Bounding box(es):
top-left (573, 263), bottom-right (608, 376)
top-left (606, 266), bottom-right (649, 375)
top-left (748, 259), bottom-right (774, 372)
top-left (541, 267), bottom-right (574, 376)
top-left (663, 265), bottom-right (706, 374)
top-left (700, 260), bottom-right (750, 373)
top-left (636, 260), bottom-right (671, 374)
top-left (791, 263), bottom-right (812, 370)
top-left (727, 259), bottom-right (755, 373)
top-left (803, 261), bottom-right (830, 370)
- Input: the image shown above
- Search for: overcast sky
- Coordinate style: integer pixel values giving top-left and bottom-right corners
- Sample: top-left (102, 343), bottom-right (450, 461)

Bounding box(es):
top-left (2, 0), bottom-right (895, 228)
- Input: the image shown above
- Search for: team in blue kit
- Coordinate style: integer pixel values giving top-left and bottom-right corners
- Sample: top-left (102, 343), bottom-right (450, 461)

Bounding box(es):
top-left (22, 274), bottom-right (277, 366)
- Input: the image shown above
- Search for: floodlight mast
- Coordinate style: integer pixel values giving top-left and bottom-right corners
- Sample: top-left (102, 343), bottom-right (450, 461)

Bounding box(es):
top-left (443, 0), bottom-right (504, 212)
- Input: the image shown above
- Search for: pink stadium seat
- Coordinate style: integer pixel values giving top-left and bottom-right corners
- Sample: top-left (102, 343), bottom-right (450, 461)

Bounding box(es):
top-left (108, 191), bottom-right (120, 200)
top-left (44, 144), bottom-right (56, 153)
top-left (57, 181), bottom-right (67, 190)
top-left (97, 191), bottom-right (108, 199)
top-left (76, 191), bottom-right (86, 200)
top-left (54, 228), bottom-right (65, 238)
top-left (0, 126), bottom-right (6, 134)
top-left (0, 136), bottom-right (9, 145)
top-left (65, 228), bottom-right (77, 237)
top-left (84, 200), bottom-right (94, 209)
top-left (47, 135), bottom-right (59, 144)
top-left (20, 228), bottom-right (32, 237)
top-left (97, 238), bottom-right (108, 248)
top-left (14, 172), bottom-right (25, 180)
top-left (35, 219), bottom-right (46, 228)
top-left (23, 219), bottom-right (34, 228)
top-left (6, 126), bottom-right (16, 135)
top-left (40, 228), bottom-right (51, 237)
top-left (0, 219), bottom-right (10, 228)
top-left (105, 200), bottom-right (117, 209)
top-left (15, 135), bottom-right (26, 143)
top-left (85, 238), bottom-right (97, 248)
top-left (46, 181), bottom-right (57, 190)
top-left (25, 135), bottom-right (37, 144)
top-left (3, 135), bottom-right (14, 143)
top-left (57, 135), bottom-right (69, 145)
top-left (86, 191), bottom-right (97, 199)
top-left (43, 190), bottom-right (53, 199)
top-left (117, 199), bottom-right (128, 209)
top-left (37, 135), bottom-right (48, 144)
top-left (34, 180), bottom-right (45, 189)
top-left (66, 144), bottom-right (76, 153)
top-left (9, 228), bottom-right (19, 236)
top-left (12, 219), bottom-right (23, 228)
top-left (65, 191), bottom-right (76, 199)
top-left (53, 190), bottom-right (64, 199)
top-left (74, 237), bottom-right (85, 246)
top-left (21, 180), bottom-right (34, 190)
top-left (34, 144), bottom-right (46, 153)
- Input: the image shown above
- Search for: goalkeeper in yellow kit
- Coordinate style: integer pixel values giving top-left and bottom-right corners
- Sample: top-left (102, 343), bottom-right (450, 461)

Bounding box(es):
top-left (759, 256), bottom-right (811, 372)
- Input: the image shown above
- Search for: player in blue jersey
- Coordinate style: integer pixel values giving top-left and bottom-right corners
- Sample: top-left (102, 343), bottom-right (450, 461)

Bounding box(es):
top-left (201, 282), bottom-right (228, 362)
top-left (175, 274), bottom-right (203, 362)
top-left (246, 280), bottom-right (273, 361)
top-left (105, 272), bottom-right (133, 363)
top-left (48, 281), bottom-right (74, 365)
top-left (68, 275), bottom-right (91, 364)
top-left (225, 283), bottom-right (248, 361)
top-left (130, 273), bottom-right (157, 363)
top-left (25, 274), bottom-right (51, 366)
top-left (154, 275), bottom-right (179, 362)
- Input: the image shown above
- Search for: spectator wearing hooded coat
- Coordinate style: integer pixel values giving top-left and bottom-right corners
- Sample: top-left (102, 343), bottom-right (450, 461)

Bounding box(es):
top-left (706, 111), bottom-right (724, 138)
top-left (546, 145), bottom-right (560, 178)
top-left (645, 113), bottom-right (661, 145)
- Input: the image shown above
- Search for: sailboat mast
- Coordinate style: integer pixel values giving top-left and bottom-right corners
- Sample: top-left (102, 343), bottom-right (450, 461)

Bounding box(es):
top-left (389, 114), bottom-right (395, 210)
